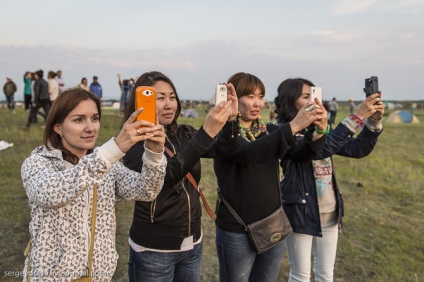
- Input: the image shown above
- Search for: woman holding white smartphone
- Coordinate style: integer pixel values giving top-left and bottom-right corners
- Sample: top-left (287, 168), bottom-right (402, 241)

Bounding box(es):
top-left (123, 71), bottom-right (239, 282)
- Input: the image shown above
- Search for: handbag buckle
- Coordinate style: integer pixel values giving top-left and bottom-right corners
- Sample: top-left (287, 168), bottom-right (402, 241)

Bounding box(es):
top-left (270, 233), bottom-right (282, 243)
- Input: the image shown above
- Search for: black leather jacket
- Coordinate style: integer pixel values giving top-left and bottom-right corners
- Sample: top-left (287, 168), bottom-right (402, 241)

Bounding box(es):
top-left (281, 123), bottom-right (382, 236)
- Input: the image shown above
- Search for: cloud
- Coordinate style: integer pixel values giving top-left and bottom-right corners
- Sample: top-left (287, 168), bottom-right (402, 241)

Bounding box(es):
top-left (333, 0), bottom-right (424, 16)
top-left (0, 32), bottom-right (423, 102)
top-left (333, 0), bottom-right (375, 16)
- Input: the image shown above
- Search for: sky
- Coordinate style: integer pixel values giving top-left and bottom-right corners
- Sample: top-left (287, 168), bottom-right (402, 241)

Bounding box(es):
top-left (1, 0), bottom-right (423, 102)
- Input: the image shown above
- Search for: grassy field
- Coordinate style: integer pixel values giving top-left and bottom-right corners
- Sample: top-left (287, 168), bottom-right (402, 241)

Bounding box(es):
top-left (0, 105), bottom-right (423, 281)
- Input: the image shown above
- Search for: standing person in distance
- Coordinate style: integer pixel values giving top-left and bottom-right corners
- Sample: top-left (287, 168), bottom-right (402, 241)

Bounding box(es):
top-left (22, 88), bottom-right (167, 281)
top-left (26, 70), bottom-right (50, 129)
top-left (55, 70), bottom-right (65, 94)
top-left (214, 72), bottom-right (327, 282)
top-left (274, 78), bottom-right (384, 282)
top-left (328, 97), bottom-right (338, 125)
top-left (23, 72), bottom-right (33, 112)
top-left (79, 77), bottom-right (90, 91)
top-left (90, 76), bottom-right (103, 99)
top-left (349, 98), bottom-right (356, 114)
top-left (118, 73), bottom-right (133, 116)
top-left (123, 71), bottom-right (238, 282)
top-left (47, 71), bottom-right (59, 106)
top-left (3, 76), bottom-right (17, 113)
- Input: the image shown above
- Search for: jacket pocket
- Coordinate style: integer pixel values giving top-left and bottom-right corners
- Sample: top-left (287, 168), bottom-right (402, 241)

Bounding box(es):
top-left (283, 194), bottom-right (308, 227)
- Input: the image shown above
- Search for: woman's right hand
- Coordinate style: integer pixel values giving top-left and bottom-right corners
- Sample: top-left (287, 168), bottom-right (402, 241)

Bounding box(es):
top-left (290, 101), bottom-right (325, 134)
top-left (224, 82), bottom-right (239, 121)
top-left (115, 108), bottom-right (164, 153)
top-left (203, 100), bottom-right (233, 138)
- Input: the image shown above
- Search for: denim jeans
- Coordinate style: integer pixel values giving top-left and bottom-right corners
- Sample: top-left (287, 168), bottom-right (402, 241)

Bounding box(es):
top-left (128, 241), bottom-right (203, 282)
top-left (5, 95), bottom-right (15, 109)
top-left (216, 225), bottom-right (285, 282)
top-left (286, 212), bottom-right (338, 282)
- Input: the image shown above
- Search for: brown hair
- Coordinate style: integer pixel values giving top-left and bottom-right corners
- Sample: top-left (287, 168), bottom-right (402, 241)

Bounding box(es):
top-left (48, 71), bottom-right (56, 79)
top-left (227, 72), bottom-right (266, 98)
top-left (43, 88), bottom-right (102, 164)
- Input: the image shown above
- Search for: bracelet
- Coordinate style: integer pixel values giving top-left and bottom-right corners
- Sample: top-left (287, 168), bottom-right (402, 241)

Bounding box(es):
top-left (315, 124), bottom-right (330, 135)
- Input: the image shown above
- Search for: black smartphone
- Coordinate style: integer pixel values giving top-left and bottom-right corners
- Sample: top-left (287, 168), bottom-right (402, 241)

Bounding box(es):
top-left (363, 76), bottom-right (379, 97)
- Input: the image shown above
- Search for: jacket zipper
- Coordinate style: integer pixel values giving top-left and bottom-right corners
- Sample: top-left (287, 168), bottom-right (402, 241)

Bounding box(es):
top-left (165, 136), bottom-right (192, 237)
top-left (150, 200), bottom-right (156, 223)
top-left (182, 181), bottom-right (191, 237)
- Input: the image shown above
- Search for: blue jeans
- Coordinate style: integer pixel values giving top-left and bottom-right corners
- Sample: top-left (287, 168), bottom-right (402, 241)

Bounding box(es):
top-left (216, 225), bottom-right (285, 282)
top-left (5, 95), bottom-right (15, 109)
top-left (128, 242), bottom-right (203, 282)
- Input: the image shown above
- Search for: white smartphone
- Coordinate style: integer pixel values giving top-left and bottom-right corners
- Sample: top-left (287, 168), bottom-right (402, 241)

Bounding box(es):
top-left (310, 86), bottom-right (322, 103)
top-left (215, 84), bottom-right (227, 105)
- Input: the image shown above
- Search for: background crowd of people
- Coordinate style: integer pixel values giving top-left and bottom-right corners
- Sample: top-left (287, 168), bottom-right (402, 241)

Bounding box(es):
top-left (1, 71), bottom-right (111, 130)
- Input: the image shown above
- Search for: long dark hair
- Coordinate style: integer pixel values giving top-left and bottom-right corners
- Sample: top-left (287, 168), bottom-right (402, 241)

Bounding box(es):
top-left (123, 71), bottom-right (181, 135)
top-left (274, 78), bottom-right (314, 123)
top-left (43, 88), bottom-right (102, 164)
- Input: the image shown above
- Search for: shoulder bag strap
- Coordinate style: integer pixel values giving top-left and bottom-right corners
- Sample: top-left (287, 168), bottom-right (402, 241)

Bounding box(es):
top-left (25, 240), bottom-right (31, 282)
top-left (87, 184), bottom-right (98, 277)
top-left (164, 146), bottom-right (216, 220)
top-left (217, 188), bottom-right (248, 230)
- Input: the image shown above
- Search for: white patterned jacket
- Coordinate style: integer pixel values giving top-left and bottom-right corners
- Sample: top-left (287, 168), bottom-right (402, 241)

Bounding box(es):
top-left (21, 138), bottom-right (167, 281)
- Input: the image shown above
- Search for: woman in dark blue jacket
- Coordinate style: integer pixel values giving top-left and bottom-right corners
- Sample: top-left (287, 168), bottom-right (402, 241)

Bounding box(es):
top-left (274, 78), bottom-right (384, 281)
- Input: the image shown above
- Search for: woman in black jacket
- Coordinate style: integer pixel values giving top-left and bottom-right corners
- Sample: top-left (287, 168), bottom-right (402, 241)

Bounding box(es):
top-left (123, 71), bottom-right (238, 282)
top-left (274, 78), bottom-right (384, 281)
top-left (214, 72), bottom-right (328, 282)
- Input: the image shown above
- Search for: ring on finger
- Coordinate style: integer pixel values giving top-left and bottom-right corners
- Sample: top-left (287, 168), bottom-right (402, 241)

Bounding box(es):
top-left (136, 129), bottom-right (142, 136)
top-left (305, 105), bottom-right (315, 112)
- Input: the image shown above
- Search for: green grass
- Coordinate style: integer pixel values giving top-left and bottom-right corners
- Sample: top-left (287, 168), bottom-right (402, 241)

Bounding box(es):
top-left (0, 106), bottom-right (423, 281)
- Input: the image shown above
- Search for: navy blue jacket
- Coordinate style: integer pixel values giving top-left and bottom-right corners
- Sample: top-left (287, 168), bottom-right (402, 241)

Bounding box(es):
top-left (280, 122), bottom-right (382, 237)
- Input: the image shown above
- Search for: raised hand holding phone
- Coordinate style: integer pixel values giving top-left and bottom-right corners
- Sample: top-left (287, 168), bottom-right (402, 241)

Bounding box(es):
top-left (215, 84), bottom-right (228, 105)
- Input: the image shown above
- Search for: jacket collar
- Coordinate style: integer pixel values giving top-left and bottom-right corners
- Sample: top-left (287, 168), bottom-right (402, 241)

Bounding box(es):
top-left (32, 145), bottom-right (66, 171)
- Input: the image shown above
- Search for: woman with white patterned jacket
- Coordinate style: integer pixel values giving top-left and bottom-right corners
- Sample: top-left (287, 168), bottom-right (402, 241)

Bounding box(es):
top-left (21, 88), bottom-right (167, 281)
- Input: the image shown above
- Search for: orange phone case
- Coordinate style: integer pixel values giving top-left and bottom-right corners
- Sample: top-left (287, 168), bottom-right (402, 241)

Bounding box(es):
top-left (135, 86), bottom-right (156, 124)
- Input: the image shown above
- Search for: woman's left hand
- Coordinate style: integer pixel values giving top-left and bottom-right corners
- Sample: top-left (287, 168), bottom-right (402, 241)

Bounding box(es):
top-left (224, 82), bottom-right (239, 121)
